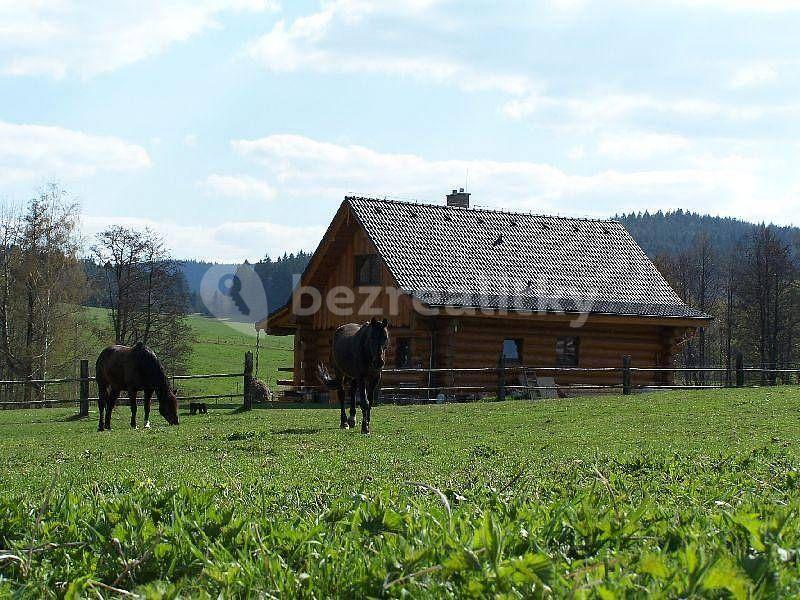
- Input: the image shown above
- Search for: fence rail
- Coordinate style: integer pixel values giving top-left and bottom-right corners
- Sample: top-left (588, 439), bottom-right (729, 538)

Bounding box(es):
top-left (284, 351), bottom-right (800, 403)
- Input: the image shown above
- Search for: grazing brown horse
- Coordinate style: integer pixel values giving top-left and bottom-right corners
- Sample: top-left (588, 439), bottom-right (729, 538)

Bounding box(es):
top-left (95, 342), bottom-right (179, 431)
top-left (318, 317), bottom-right (389, 434)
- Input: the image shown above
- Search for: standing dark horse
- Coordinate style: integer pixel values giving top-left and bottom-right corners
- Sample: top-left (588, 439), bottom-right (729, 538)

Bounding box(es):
top-left (318, 318), bottom-right (389, 434)
top-left (95, 342), bottom-right (179, 431)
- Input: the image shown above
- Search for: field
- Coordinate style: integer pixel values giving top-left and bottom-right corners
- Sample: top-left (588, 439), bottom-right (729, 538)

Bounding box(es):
top-left (2, 387), bottom-right (800, 597)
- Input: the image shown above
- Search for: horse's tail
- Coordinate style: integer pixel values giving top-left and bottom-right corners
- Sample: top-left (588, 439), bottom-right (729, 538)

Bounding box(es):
top-left (317, 362), bottom-right (341, 389)
top-left (95, 348), bottom-right (111, 396)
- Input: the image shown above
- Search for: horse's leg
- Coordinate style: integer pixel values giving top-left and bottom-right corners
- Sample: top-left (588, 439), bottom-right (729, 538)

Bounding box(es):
top-left (362, 376), bottom-right (378, 435)
top-left (105, 389), bottom-right (118, 431)
top-left (338, 380), bottom-right (348, 429)
top-left (97, 382), bottom-right (106, 432)
top-left (348, 381), bottom-right (357, 429)
top-left (143, 390), bottom-right (152, 429)
top-left (129, 388), bottom-right (138, 429)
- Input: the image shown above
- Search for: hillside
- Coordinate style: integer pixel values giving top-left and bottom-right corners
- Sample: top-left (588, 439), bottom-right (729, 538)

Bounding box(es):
top-left (616, 210), bottom-right (800, 259)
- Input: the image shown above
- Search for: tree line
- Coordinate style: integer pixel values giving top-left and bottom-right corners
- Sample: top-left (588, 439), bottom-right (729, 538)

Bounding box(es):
top-left (653, 222), bottom-right (800, 381)
top-left (0, 186), bottom-right (311, 401)
top-left (181, 252), bottom-right (311, 317)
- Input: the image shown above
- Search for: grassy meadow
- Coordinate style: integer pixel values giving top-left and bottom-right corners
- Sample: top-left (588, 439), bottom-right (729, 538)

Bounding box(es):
top-left (1, 387), bottom-right (800, 597)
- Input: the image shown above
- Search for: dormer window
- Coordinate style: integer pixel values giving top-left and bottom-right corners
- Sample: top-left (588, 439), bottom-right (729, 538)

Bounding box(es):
top-left (355, 254), bottom-right (381, 286)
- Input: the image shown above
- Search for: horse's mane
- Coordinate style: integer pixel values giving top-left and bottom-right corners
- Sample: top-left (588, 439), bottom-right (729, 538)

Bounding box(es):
top-left (132, 342), bottom-right (171, 393)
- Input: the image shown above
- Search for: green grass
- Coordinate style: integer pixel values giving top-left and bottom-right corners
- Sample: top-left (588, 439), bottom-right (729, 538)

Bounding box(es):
top-left (1, 387), bottom-right (800, 597)
top-left (78, 307), bottom-right (293, 399)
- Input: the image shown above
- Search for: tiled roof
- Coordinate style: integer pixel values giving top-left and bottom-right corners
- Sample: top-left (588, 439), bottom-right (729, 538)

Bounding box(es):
top-left (346, 196), bottom-right (709, 319)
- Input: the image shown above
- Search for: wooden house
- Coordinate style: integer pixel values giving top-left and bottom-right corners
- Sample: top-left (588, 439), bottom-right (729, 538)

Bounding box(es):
top-left (256, 192), bottom-right (711, 398)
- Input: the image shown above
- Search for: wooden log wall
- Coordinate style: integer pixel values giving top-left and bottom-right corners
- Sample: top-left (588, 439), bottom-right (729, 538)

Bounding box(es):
top-left (292, 313), bottom-right (686, 395)
top-left (440, 316), bottom-right (683, 390)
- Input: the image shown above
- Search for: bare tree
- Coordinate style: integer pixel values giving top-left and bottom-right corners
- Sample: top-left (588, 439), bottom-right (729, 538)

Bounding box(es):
top-left (0, 185), bottom-right (87, 401)
top-left (692, 232), bottom-right (717, 383)
top-left (92, 226), bottom-right (192, 375)
top-left (735, 225), bottom-right (798, 383)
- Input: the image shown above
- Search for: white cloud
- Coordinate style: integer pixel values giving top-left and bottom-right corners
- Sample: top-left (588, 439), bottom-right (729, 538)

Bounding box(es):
top-left (501, 95), bottom-right (542, 120)
top-left (230, 133), bottom-right (780, 220)
top-left (553, 0), bottom-right (800, 11)
top-left (567, 146), bottom-right (586, 160)
top-left (672, 0), bottom-right (800, 11)
top-left (202, 174), bottom-right (276, 201)
top-left (0, 120), bottom-right (151, 181)
top-left (0, 0), bottom-right (279, 79)
top-left (547, 0), bottom-right (589, 10)
top-left (243, 0), bottom-right (797, 135)
top-left (245, 0), bottom-right (538, 97)
top-left (730, 62), bottom-right (779, 88)
top-left (82, 214), bottom-right (323, 262)
top-left (564, 94), bottom-right (729, 121)
top-left (596, 131), bottom-right (690, 160)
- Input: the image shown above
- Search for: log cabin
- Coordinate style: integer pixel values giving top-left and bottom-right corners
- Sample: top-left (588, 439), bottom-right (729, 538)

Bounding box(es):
top-left (256, 191), bottom-right (711, 399)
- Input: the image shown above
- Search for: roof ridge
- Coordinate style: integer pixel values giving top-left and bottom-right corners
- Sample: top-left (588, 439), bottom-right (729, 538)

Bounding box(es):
top-left (344, 195), bottom-right (619, 224)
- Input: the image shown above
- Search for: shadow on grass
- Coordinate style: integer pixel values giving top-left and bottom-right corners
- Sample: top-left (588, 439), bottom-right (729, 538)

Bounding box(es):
top-left (60, 412), bottom-right (90, 422)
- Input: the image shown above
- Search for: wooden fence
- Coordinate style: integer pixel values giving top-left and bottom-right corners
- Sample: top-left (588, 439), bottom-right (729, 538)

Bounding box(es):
top-left (3, 350), bottom-right (800, 411)
top-left (375, 351), bottom-right (800, 401)
top-left (279, 351), bottom-right (800, 403)
top-left (0, 351), bottom-right (255, 412)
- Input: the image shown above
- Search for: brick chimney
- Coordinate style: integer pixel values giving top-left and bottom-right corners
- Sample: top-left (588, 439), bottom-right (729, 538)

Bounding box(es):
top-left (446, 188), bottom-right (470, 208)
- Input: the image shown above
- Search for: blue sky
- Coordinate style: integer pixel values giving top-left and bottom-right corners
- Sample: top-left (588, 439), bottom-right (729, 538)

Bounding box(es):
top-left (1, 0), bottom-right (799, 261)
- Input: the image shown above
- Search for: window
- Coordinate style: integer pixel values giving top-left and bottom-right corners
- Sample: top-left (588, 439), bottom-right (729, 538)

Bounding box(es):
top-left (556, 337), bottom-right (580, 366)
top-left (355, 254), bottom-right (381, 286)
top-left (502, 339), bottom-right (522, 363)
top-left (396, 338), bottom-right (411, 369)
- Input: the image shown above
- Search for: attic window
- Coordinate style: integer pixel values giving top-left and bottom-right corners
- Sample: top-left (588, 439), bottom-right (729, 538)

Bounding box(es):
top-left (493, 234), bottom-right (504, 246)
top-left (408, 209), bottom-right (417, 218)
top-left (375, 207), bottom-right (383, 214)
top-left (444, 213), bottom-right (452, 221)
top-left (355, 254), bottom-right (381, 286)
top-left (540, 222), bottom-right (549, 230)
top-left (477, 217), bottom-right (485, 224)
top-left (510, 219), bottom-right (518, 226)
top-left (602, 227), bottom-right (610, 234)
top-left (572, 224), bottom-right (580, 232)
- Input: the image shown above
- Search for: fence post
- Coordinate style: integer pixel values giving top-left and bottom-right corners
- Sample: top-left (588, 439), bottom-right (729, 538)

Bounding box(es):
top-left (622, 355), bottom-right (632, 395)
top-left (735, 352), bottom-right (744, 388)
top-left (79, 359), bottom-right (89, 417)
top-left (497, 352), bottom-right (506, 402)
top-left (243, 351), bottom-right (253, 410)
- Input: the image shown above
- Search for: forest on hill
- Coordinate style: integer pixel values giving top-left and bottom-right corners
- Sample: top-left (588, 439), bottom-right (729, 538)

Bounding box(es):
top-left (616, 210), bottom-right (800, 258)
top-left (179, 252), bottom-right (312, 316)
top-left (617, 210), bottom-right (800, 377)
